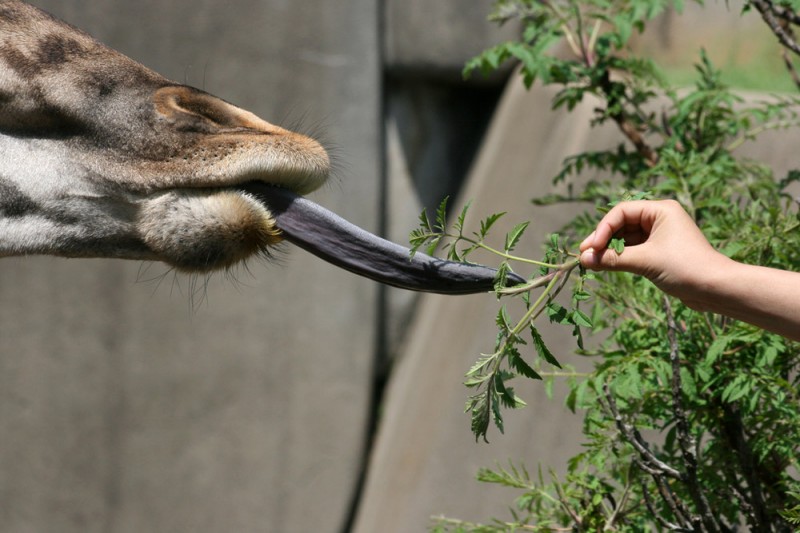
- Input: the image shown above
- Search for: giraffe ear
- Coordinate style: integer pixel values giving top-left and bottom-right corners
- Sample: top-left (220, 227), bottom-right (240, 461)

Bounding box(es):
top-left (153, 85), bottom-right (282, 135)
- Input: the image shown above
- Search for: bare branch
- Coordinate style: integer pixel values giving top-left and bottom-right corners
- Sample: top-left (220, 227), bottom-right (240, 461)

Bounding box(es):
top-left (603, 382), bottom-right (682, 479)
top-left (782, 48), bottom-right (800, 91)
top-left (664, 297), bottom-right (722, 532)
top-left (776, 5), bottom-right (800, 25)
top-left (750, 0), bottom-right (800, 57)
top-left (596, 69), bottom-right (659, 166)
top-left (719, 464), bottom-right (758, 528)
top-left (552, 479), bottom-right (583, 527)
top-left (720, 403), bottom-right (772, 530)
top-left (602, 383), bottom-right (695, 528)
top-left (640, 478), bottom-right (691, 532)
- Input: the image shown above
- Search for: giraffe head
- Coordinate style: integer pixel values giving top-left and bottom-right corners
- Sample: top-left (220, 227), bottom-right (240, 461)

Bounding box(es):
top-left (0, 0), bottom-right (520, 293)
top-left (0, 0), bottom-right (330, 271)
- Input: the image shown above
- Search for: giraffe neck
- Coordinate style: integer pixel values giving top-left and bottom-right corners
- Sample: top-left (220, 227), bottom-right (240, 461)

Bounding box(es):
top-left (0, 0), bottom-right (156, 258)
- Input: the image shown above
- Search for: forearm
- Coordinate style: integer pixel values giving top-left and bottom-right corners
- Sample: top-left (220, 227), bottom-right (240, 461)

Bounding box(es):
top-left (692, 256), bottom-right (800, 342)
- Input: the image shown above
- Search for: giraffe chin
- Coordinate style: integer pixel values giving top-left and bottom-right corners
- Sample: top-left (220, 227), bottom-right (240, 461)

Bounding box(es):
top-left (138, 189), bottom-right (282, 272)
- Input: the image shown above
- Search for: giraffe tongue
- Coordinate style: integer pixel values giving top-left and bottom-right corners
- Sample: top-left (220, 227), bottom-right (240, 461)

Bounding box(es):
top-left (240, 183), bottom-right (525, 295)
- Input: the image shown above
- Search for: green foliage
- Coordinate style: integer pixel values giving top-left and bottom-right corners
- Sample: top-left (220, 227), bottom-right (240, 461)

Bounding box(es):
top-left (411, 197), bottom-right (589, 441)
top-left (424, 0), bottom-right (800, 530)
top-left (780, 492), bottom-right (800, 524)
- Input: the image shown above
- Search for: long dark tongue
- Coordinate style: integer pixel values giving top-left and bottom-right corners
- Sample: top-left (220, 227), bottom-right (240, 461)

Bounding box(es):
top-left (241, 183), bottom-right (525, 294)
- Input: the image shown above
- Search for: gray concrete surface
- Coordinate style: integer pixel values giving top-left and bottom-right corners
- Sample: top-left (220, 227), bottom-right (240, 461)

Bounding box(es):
top-left (1, 1), bottom-right (379, 532)
top-left (384, 0), bottom-right (518, 82)
top-left (355, 75), bottom-right (800, 533)
top-left (4, 2), bottom-right (799, 532)
top-left (355, 79), bottom-right (605, 533)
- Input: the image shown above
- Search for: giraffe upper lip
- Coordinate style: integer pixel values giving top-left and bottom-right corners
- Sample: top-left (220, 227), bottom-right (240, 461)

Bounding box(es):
top-left (239, 182), bottom-right (525, 294)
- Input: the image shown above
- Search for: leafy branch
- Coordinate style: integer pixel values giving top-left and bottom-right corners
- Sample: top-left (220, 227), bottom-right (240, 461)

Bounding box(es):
top-left (410, 198), bottom-right (591, 441)
top-left (428, 0), bottom-right (800, 530)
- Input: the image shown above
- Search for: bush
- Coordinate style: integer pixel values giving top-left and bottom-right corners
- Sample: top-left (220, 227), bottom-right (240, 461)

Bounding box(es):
top-left (417, 0), bottom-right (800, 530)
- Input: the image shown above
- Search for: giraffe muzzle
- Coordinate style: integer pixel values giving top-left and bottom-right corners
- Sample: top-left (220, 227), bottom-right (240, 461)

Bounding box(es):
top-left (240, 183), bottom-right (525, 295)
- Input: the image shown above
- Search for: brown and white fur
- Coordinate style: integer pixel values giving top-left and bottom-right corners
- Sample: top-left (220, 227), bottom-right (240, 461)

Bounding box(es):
top-left (0, 0), bottom-right (330, 272)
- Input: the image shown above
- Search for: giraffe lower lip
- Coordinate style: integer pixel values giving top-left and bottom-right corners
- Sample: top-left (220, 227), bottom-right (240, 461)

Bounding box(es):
top-left (239, 183), bottom-right (525, 294)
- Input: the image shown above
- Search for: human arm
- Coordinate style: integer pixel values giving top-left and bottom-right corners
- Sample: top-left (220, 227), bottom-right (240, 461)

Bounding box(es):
top-left (579, 199), bottom-right (800, 342)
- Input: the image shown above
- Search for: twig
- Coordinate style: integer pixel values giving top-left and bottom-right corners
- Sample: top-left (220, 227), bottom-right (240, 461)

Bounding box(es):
top-left (613, 109), bottom-right (659, 166)
top-left (432, 515), bottom-right (567, 531)
top-left (552, 477), bottom-right (583, 527)
top-left (573, 5), bottom-right (593, 68)
top-left (719, 463), bottom-right (758, 529)
top-left (596, 69), bottom-right (659, 166)
top-left (775, 5), bottom-right (800, 25)
top-left (605, 464), bottom-right (634, 530)
top-left (720, 402), bottom-right (771, 530)
top-left (775, 12), bottom-right (800, 90)
top-left (602, 383), bottom-right (697, 528)
top-left (603, 383), bottom-right (683, 479)
top-left (750, 0), bottom-right (800, 57)
top-left (664, 296), bottom-right (722, 533)
top-left (497, 259), bottom-right (579, 296)
top-left (782, 48), bottom-right (800, 91)
top-left (640, 478), bottom-right (691, 531)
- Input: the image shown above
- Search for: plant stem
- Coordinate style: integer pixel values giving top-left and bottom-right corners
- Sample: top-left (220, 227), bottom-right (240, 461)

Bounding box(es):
top-left (512, 271), bottom-right (563, 336)
top-left (473, 240), bottom-right (566, 268)
top-left (499, 258), bottom-right (581, 295)
top-left (538, 371), bottom-right (591, 378)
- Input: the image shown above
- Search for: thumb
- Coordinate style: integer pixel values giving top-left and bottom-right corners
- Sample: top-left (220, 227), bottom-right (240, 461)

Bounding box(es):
top-left (580, 244), bottom-right (648, 275)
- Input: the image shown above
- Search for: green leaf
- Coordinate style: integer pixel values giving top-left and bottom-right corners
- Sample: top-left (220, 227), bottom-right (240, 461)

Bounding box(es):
top-left (722, 374), bottom-right (751, 403)
top-left (546, 302), bottom-right (571, 325)
top-left (706, 335), bottom-right (731, 366)
top-left (573, 290), bottom-right (592, 302)
top-left (435, 197), bottom-right (449, 231)
top-left (505, 221), bottom-right (530, 253)
top-left (491, 391), bottom-right (505, 435)
top-left (495, 374), bottom-right (527, 409)
top-left (424, 235), bottom-right (442, 256)
top-left (496, 305), bottom-right (513, 333)
top-left (571, 309), bottom-right (593, 329)
top-left (479, 212), bottom-right (506, 239)
top-left (530, 324), bottom-right (562, 368)
top-left (464, 374), bottom-right (491, 388)
top-left (417, 207), bottom-right (433, 232)
top-left (509, 349), bottom-right (544, 380)
top-left (467, 391), bottom-right (492, 442)
top-left (466, 352), bottom-right (496, 378)
top-left (494, 261), bottom-right (511, 293)
top-left (454, 200), bottom-right (472, 235)
top-left (609, 237), bottom-right (625, 254)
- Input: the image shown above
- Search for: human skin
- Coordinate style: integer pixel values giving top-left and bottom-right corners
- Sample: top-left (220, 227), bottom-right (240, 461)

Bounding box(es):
top-left (579, 200), bottom-right (800, 342)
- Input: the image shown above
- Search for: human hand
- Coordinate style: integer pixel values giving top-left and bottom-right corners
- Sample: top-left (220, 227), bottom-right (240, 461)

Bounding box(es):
top-left (579, 200), bottom-right (730, 309)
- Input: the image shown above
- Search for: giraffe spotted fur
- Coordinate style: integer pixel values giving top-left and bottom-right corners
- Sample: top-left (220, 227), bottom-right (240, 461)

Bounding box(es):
top-left (0, 0), bottom-right (330, 271)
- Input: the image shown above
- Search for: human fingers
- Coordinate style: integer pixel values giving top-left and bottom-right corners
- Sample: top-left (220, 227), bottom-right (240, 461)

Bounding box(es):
top-left (579, 200), bottom-right (654, 253)
top-left (580, 241), bottom-right (652, 273)
top-left (580, 199), bottom-right (705, 277)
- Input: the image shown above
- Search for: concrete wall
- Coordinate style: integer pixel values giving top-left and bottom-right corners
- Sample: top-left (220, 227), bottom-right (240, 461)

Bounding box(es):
top-left (356, 3), bottom-right (800, 528)
top-left (356, 79), bottom-right (604, 533)
top-left (9, 1), bottom-right (792, 532)
top-left (2, 1), bottom-right (379, 532)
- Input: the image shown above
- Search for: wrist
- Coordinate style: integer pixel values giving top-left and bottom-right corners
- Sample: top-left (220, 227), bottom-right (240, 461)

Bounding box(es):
top-left (677, 251), bottom-right (738, 313)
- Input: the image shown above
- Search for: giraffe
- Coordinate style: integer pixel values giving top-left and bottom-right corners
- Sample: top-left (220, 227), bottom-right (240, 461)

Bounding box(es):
top-left (0, 0), bottom-right (522, 293)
